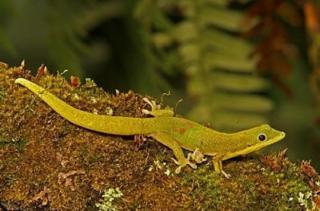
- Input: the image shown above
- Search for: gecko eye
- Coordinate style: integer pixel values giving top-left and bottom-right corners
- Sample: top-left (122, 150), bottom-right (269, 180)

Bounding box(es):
top-left (258, 133), bottom-right (267, 141)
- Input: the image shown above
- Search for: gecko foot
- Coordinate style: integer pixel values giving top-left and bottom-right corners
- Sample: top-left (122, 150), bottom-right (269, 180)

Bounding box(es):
top-left (142, 97), bottom-right (160, 115)
top-left (187, 148), bottom-right (207, 164)
top-left (221, 170), bottom-right (231, 179)
top-left (142, 97), bottom-right (174, 117)
top-left (172, 158), bottom-right (197, 174)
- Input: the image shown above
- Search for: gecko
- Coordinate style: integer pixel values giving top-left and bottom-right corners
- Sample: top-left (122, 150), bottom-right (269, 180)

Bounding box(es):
top-left (15, 78), bottom-right (286, 177)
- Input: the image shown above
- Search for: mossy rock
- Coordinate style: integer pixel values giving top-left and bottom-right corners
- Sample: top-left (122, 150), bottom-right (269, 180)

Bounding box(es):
top-left (0, 62), bottom-right (319, 210)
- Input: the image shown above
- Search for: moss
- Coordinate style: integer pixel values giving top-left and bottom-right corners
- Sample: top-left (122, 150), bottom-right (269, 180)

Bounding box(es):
top-left (0, 63), bottom-right (319, 210)
top-left (0, 136), bottom-right (26, 151)
top-left (0, 87), bottom-right (4, 101)
top-left (181, 166), bottom-right (222, 210)
top-left (179, 152), bottom-right (319, 210)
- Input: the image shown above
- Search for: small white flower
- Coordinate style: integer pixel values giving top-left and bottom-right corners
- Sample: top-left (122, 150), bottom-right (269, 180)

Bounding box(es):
top-left (105, 107), bottom-right (113, 116)
top-left (154, 160), bottom-right (162, 170)
top-left (90, 97), bottom-right (97, 104)
top-left (73, 93), bottom-right (80, 100)
top-left (164, 169), bottom-right (171, 176)
top-left (305, 192), bottom-right (312, 199)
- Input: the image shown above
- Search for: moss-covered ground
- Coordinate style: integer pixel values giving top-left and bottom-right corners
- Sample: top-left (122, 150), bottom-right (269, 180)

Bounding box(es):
top-left (0, 63), bottom-right (319, 210)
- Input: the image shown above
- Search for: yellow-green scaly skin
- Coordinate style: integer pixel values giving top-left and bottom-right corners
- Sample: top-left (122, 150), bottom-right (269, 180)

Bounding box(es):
top-left (15, 78), bottom-right (286, 175)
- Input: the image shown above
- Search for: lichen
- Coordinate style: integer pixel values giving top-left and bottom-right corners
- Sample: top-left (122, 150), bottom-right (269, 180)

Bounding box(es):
top-left (95, 187), bottom-right (123, 211)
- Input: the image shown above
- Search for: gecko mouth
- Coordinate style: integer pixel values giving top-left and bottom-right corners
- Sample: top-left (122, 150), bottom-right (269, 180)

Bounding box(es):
top-left (267, 131), bottom-right (286, 144)
top-left (277, 131), bottom-right (286, 140)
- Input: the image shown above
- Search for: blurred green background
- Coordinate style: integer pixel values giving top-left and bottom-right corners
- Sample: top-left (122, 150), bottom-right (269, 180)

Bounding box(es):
top-left (0, 0), bottom-right (319, 169)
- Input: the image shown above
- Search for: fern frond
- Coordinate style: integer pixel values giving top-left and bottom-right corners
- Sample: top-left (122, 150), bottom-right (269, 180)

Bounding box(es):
top-left (139, 0), bottom-right (274, 131)
top-left (199, 7), bottom-right (244, 31)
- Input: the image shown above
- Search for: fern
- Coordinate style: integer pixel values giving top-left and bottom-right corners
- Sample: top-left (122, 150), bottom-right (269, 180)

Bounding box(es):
top-left (136, 0), bottom-right (273, 131)
top-left (0, 1), bottom-right (167, 94)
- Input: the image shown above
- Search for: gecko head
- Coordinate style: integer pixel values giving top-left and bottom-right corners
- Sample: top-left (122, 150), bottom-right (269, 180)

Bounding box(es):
top-left (242, 124), bottom-right (286, 151)
top-left (227, 124), bottom-right (286, 159)
top-left (222, 124), bottom-right (285, 160)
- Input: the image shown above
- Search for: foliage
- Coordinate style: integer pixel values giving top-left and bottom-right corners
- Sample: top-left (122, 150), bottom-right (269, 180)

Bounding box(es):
top-left (305, 0), bottom-right (320, 105)
top-left (135, 0), bottom-right (273, 130)
top-left (243, 0), bottom-right (302, 96)
top-left (0, 0), bottom-right (125, 76)
top-left (0, 0), bottom-right (169, 94)
top-left (301, 0), bottom-right (320, 164)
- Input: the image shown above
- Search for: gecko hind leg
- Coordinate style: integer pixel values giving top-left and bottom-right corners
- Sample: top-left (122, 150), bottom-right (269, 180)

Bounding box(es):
top-left (142, 97), bottom-right (174, 117)
top-left (150, 132), bottom-right (196, 174)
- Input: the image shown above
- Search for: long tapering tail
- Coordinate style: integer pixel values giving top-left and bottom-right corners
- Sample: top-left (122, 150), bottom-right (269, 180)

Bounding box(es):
top-left (15, 78), bottom-right (155, 135)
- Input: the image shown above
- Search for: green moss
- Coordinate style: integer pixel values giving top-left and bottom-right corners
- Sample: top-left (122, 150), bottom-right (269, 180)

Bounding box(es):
top-left (0, 87), bottom-right (4, 101)
top-left (3, 173), bottom-right (17, 186)
top-left (181, 166), bottom-right (222, 210)
top-left (0, 136), bottom-right (26, 151)
top-left (259, 167), bottom-right (312, 210)
top-left (180, 158), bottom-right (318, 210)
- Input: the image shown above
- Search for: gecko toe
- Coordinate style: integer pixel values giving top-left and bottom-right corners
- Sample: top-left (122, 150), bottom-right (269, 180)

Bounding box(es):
top-left (222, 170), bottom-right (231, 179)
top-left (175, 166), bottom-right (182, 174)
top-left (188, 162), bottom-right (197, 169)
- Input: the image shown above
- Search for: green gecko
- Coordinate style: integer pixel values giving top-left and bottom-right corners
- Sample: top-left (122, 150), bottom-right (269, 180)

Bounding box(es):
top-left (15, 78), bottom-right (286, 177)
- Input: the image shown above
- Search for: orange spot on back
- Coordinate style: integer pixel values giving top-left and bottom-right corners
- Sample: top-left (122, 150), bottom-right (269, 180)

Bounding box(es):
top-left (177, 128), bottom-right (186, 135)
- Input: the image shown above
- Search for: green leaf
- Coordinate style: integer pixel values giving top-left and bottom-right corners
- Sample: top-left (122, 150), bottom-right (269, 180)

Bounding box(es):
top-left (213, 93), bottom-right (274, 112)
top-left (202, 29), bottom-right (253, 58)
top-left (211, 72), bottom-right (270, 92)
top-left (199, 7), bottom-right (243, 31)
top-left (174, 21), bottom-right (197, 42)
top-left (143, 0), bottom-right (274, 130)
top-left (205, 52), bottom-right (256, 72)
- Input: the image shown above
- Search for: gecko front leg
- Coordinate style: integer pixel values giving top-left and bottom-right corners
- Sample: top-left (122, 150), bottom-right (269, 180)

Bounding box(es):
top-left (187, 148), bottom-right (207, 164)
top-left (150, 132), bottom-right (197, 174)
top-left (143, 98), bottom-right (196, 173)
top-left (213, 159), bottom-right (230, 178)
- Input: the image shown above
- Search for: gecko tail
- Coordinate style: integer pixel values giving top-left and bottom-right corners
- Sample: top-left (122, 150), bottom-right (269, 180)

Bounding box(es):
top-left (15, 78), bottom-right (150, 135)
